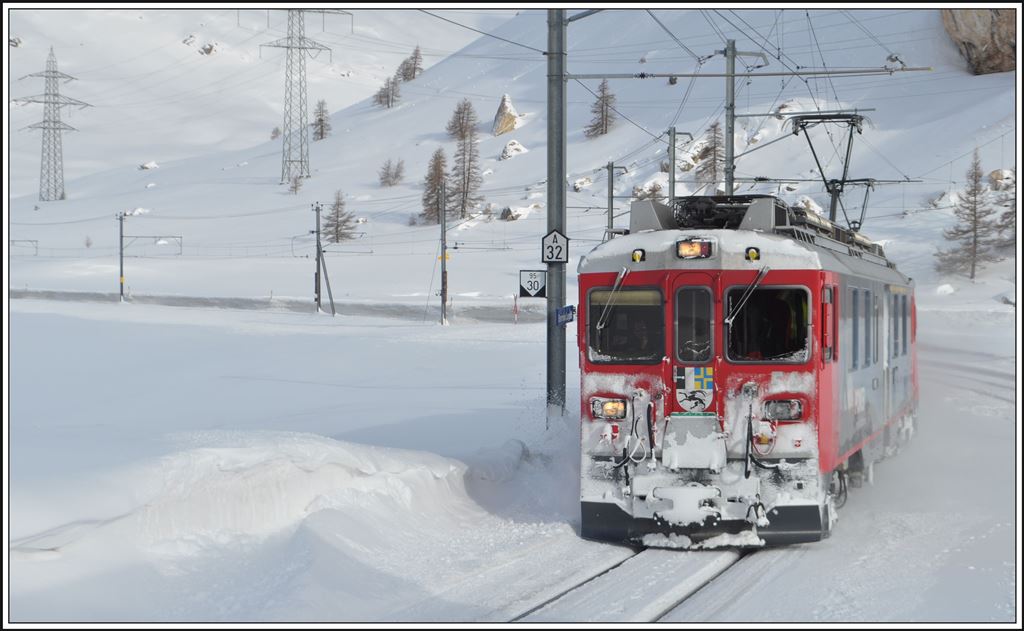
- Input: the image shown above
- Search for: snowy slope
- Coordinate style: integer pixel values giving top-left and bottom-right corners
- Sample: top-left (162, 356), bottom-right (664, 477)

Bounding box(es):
top-left (7, 8), bottom-right (517, 194)
top-left (5, 8), bottom-right (1019, 624)
top-left (7, 8), bottom-right (1016, 311)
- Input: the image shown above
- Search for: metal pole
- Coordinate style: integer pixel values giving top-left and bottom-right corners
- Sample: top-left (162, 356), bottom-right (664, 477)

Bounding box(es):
top-left (118, 212), bottom-right (124, 302)
top-left (668, 126), bottom-right (676, 202)
top-left (314, 202), bottom-right (322, 312)
top-left (319, 246), bottom-right (337, 316)
top-left (547, 9), bottom-right (567, 419)
top-left (607, 161), bottom-right (614, 235)
top-left (725, 39), bottom-right (736, 196)
top-left (440, 180), bottom-right (448, 325)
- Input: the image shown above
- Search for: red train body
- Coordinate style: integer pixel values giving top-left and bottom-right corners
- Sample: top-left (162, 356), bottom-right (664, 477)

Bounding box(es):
top-left (576, 195), bottom-right (918, 547)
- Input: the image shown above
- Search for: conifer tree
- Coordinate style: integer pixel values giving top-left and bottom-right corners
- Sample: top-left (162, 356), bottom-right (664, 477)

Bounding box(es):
top-left (312, 99), bottom-right (331, 141)
top-left (323, 190), bottom-right (358, 243)
top-left (421, 148), bottom-right (448, 224)
top-left (995, 173), bottom-right (1016, 248)
top-left (695, 122), bottom-right (725, 192)
top-left (584, 79), bottom-right (617, 138)
top-left (373, 77), bottom-right (401, 108)
top-left (446, 99), bottom-right (483, 218)
top-left (378, 158), bottom-right (407, 187)
top-left (935, 150), bottom-right (1002, 279)
top-left (410, 46), bottom-right (424, 79)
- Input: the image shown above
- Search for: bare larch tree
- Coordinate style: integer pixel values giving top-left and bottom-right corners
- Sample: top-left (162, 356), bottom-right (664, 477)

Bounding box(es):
top-left (935, 150), bottom-right (1002, 279)
top-left (584, 79), bottom-right (617, 138)
top-left (420, 148), bottom-right (448, 224)
top-left (446, 98), bottom-right (483, 219)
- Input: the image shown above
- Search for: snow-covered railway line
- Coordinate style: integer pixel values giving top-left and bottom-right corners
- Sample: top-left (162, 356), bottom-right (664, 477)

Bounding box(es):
top-left (513, 548), bottom-right (747, 622)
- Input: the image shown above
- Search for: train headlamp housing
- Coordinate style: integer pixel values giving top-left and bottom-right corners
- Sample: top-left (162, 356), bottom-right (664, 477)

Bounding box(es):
top-left (676, 239), bottom-right (713, 259)
top-left (591, 397), bottom-right (627, 420)
top-left (764, 399), bottom-right (803, 421)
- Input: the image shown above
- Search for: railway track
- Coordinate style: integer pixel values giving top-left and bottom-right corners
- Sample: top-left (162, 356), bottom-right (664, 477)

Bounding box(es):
top-left (509, 546), bottom-right (753, 623)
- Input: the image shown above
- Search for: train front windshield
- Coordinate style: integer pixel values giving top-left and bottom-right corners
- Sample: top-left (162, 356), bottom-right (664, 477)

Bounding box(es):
top-left (588, 289), bottom-right (664, 363)
top-left (726, 287), bottom-right (809, 362)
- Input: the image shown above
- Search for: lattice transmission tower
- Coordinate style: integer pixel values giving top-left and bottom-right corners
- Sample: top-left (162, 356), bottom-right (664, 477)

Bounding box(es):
top-left (14, 47), bottom-right (91, 201)
top-left (262, 10), bottom-right (334, 184)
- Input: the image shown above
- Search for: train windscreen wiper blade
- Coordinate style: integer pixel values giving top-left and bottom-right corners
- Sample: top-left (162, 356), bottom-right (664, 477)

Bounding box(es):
top-left (724, 266), bottom-right (770, 326)
top-left (596, 266), bottom-right (631, 332)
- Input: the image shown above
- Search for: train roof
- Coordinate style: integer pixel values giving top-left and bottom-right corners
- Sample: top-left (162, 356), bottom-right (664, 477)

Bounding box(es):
top-left (578, 195), bottom-right (912, 286)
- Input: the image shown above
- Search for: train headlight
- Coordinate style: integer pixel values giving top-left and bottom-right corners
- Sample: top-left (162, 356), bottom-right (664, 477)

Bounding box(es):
top-left (591, 398), bottom-right (627, 420)
top-left (764, 399), bottom-right (803, 421)
top-left (676, 239), bottom-right (713, 259)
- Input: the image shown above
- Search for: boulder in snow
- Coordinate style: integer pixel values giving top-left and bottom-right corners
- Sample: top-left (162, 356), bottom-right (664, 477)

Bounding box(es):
top-left (573, 176), bottom-right (592, 192)
top-left (182, 34), bottom-right (196, 46)
top-left (10, 36), bottom-right (24, 48)
top-left (492, 94), bottom-right (522, 136)
top-left (935, 284), bottom-right (955, 296)
top-left (139, 161), bottom-right (160, 170)
top-left (198, 42), bottom-right (219, 56)
top-left (499, 139), bottom-right (528, 161)
top-left (988, 168), bottom-right (1015, 191)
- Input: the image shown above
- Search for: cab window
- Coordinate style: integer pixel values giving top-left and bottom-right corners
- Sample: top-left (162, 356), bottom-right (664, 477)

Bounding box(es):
top-left (726, 287), bottom-right (809, 363)
top-left (588, 289), bottom-right (664, 364)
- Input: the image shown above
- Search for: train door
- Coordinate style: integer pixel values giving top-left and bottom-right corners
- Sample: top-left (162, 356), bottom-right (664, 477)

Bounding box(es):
top-left (670, 272), bottom-right (717, 416)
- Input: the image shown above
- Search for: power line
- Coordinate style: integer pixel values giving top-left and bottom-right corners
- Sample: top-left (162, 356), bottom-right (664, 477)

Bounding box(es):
top-left (417, 10), bottom-right (545, 55)
top-left (644, 10), bottom-right (706, 63)
top-left (572, 78), bottom-right (665, 144)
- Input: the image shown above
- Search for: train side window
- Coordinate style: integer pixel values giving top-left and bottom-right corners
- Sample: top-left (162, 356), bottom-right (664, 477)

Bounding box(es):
top-left (901, 294), bottom-right (908, 356)
top-left (864, 289), bottom-right (871, 367)
top-left (851, 288), bottom-right (859, 370)
top-left (892, 294), bottom-right (899, 359)
top-left (675, 287), bottom-right (712, 363)
top-left (873, 293), bottom-right (879, 365)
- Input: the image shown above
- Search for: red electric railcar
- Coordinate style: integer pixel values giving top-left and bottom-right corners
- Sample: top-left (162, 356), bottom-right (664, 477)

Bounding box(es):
top-left (577, 195), bottom-right (917, 547)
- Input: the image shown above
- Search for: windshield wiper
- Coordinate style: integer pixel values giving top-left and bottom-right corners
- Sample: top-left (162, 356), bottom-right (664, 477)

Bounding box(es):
top-left (724, 266), bottom-right (770, 326)
top-left (596, 266), bottom-right (631, 332)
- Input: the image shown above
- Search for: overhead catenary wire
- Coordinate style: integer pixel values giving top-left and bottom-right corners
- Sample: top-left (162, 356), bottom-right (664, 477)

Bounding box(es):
top-left (417, 10), bottom-right (545, 55)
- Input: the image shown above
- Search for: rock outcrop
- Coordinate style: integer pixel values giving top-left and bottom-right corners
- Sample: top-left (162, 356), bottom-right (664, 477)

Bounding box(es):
top-left (492, 94), bottom-right (521, 136)
top-left (941, 9), bottom-right (1015, 75)
top-left (499, 139), bottom-right (528, 161)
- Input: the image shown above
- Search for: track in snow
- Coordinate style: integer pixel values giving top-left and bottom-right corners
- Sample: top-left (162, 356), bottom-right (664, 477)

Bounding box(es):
top-left (509, 547), bottom-right (749, 623)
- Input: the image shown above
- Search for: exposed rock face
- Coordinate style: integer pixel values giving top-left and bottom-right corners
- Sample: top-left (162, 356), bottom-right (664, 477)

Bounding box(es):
top-left (941, 9), bottom-right (1015, 75)
top-left (492, 94), bottom-right (521, 136)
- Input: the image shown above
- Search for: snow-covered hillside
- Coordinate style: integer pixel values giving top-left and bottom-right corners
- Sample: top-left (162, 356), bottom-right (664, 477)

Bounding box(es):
top-left (7, 8), bottom-right (517, 194)
top-left (7, 8), bottom-right (1016, 309)
top-left (5, 8), bottom-right (1019, 624)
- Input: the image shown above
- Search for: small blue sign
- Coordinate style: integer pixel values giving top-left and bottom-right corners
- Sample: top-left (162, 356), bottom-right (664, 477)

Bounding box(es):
top-left (556, 304), bottom-right (576, 326)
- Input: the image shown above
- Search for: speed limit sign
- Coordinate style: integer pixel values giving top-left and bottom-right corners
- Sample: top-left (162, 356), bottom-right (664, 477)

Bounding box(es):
top-left (519, 270), bottom-right (547, 298)
top-left (541, 230), bottom-right (569, 263)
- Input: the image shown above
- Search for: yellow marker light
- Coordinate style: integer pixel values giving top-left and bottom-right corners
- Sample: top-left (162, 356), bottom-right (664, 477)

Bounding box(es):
top-left (745, 247), bottom-right (760, 261)
top-left (631, 249), bottom-right (646, 262)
